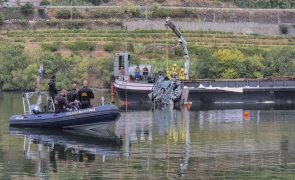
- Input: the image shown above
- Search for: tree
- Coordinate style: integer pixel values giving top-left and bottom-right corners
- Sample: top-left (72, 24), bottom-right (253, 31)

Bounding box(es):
top-left (195, 48), bottom-right (218, 79)
top-left (241, 55), bottom-right (264, 78)
top-left (213, 49), bottom-right (245, 79)
top-left (0, 44), bottom-right (30, 90)
top-left (263, 47), bottom-right (295, 77)
top-left (21, 3), bottom-right (34, 16)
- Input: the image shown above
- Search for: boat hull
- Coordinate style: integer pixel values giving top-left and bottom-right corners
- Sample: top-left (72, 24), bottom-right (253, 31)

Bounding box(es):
top-left (114, 80), bottom-right (152, 105)
top-left (114, 79), bottom-right (295, 109)
top-left (10, 104), bottom-right (120, 128)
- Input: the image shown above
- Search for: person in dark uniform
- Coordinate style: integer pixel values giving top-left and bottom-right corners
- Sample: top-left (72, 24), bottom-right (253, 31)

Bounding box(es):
top-left (67, 83), bottom-right (78, 103)
top-left (78, 80), bottom-right (94, 109)
top-left (54, 89), bottom-right (70, 113)
top-left (48, 75), bottom-right (58, 100)
top-left (67, 82), bottom-right (80, 110)
top-left (47, 75), bottom-right (58, 112)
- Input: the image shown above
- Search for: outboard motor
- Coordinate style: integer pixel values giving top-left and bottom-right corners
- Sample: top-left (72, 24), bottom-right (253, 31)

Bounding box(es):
top-left (30, 104), bottom-right (42, 114)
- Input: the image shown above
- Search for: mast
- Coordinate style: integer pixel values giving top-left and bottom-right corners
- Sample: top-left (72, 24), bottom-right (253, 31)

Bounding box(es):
top-left (165, 17), bottom-right (190, 80)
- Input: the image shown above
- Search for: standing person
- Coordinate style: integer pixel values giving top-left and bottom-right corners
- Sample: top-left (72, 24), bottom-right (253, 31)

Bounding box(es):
top-left (48, 75), bottom-right (58, 100)
top-left (47, 75), bottom-right (58, 111)
top-left (78, 80), bottom-right (94, 109)
top-left (67, 82), bottom-right (79, 110)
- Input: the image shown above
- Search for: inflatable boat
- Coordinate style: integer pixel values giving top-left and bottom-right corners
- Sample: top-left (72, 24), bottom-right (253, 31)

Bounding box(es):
top-left (9, 92), bottom-right (120, 128)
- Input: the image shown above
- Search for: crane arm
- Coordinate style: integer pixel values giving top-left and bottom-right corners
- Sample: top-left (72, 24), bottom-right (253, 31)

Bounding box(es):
top-left (165, 17), bottom-right (190, 80)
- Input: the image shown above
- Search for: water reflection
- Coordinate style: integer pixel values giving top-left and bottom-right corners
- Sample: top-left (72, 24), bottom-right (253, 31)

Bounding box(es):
top-left (9, 127), bottom-right (122, 179)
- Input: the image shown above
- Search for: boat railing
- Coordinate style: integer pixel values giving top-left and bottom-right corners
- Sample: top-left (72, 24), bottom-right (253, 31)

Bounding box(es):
top-left (22, 91), bottom-right (55, 115)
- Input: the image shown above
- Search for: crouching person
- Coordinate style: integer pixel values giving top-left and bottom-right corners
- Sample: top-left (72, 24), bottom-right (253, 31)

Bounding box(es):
top-left (54, 89), bottom-right (71, 113)
top-left (67, 83), bottom-right (80, 111)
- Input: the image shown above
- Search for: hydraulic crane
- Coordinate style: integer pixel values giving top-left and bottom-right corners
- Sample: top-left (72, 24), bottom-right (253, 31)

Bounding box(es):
top-left (165, 17), bottom-right (190, 80)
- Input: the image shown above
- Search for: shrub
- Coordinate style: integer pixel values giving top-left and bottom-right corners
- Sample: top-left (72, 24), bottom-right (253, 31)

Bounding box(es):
top-left (104, 41), bottom-right (124, 52)
top-left (0, 13), bottom-right (4, 26)
top-left (123, 5), bottom-right (142, 18)
top-left (263, 47), bottom-right (295, 76)
top-left (155, 0), bottom-right (165, 3)
top-left (21, 3), bottom-right (34, 16)
top-left (88, 8), bottom-right (123, 18)
top-left (45, 20), bottom-right (59, 27)
top-left (66, 41), bottom-right (96, 51)
top-left (234, 0), bottom-right (295, 8)
top-left (104, 42), bottom-right (114, 52)
top-left (41, 42), bottom-right (61, 52)
top-left (40, 0), bottom-right (50, 6)
top-left (174, 46), bottom-right (184, 56)
top-left (56, 9), bottom-right (71, 19)
top-left (213, 49), bottom-right (245, 79)
top-left (279, 24), bottom-right (289, 34)
top-left (89, 0), bottom-right (101, 6)
top-left (63, 21), bottom-right (86, 29)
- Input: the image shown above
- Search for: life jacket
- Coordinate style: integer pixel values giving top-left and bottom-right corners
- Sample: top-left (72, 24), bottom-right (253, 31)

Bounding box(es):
top-left (179, 70), bottom-right (185, 80)
top-left (171, 67), bottom-right (178, 76)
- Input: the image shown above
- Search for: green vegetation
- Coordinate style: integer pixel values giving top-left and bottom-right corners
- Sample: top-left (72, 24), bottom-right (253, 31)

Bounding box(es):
top-left (1, 29), bottom-right (295, 90)
top-left (56, 9), bottom-right (71, 19)
top-left (234, 0), bottom-right (295, 8)
top-left (66, 41), bottom-right (96, 51)
top-left (0, 43), bottom-right (113, 91)
top-left (0, 13), bottom-right (4, 26)
top-left (279, 24), bottom-right (289, 35)
top-left (41, 42), bottom-right (61, 52)
top-left (43, 0), bottom-right (295, 9)
top-left (20, 3), bottom-right (34, 16)
top-left (40, 0), bottom-right (50, 6)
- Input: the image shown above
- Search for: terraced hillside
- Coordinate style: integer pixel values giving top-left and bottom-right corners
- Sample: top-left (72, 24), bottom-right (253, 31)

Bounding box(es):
top-left (2, 29), bottom-right (294, 53)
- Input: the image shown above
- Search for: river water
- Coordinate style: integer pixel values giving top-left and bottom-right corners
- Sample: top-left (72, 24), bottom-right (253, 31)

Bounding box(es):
top-left (1, 92), bottom-right (295, 179)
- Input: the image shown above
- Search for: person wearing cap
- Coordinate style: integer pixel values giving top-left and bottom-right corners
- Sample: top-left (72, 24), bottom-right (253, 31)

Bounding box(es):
top-left (48, 75), bottom-right (58, 100)
top-left (54, 89), bottom-right (70, 113)
top-left (78, 80), bottom-right (94, 109)
top-left (179, 68), bottom-right (185, 81)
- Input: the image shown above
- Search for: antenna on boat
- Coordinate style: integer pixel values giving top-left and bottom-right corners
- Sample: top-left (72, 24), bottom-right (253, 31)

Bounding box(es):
top-left (125, 25), bottom-right (128, 52)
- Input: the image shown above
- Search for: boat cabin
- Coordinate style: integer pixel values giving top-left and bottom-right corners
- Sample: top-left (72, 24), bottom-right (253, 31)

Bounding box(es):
top-left (113, 52), bottom-right (152, 81)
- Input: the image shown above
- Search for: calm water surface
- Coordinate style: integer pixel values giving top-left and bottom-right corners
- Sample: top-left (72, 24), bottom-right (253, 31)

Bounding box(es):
top-left (1, 92), bottom-right (295, 179)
